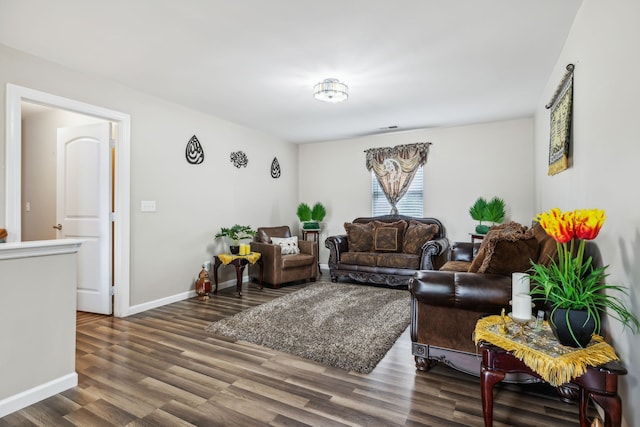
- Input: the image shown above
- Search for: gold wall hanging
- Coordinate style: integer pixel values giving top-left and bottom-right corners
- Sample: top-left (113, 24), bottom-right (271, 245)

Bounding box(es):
top-left (546, 64), bottom-right (574, 176)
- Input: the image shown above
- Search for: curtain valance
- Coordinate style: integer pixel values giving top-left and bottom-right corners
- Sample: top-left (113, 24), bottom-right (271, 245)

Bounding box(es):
top-left (364, 142), bottom-right (431, 215)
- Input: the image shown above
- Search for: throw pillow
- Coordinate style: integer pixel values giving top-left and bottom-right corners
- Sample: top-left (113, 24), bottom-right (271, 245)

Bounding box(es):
top-left (402, 221), bottom-right (439, 255)
top-left (344, 222), bottom-right (374, 252)
top-left (469, 222), bottom-right (528, 272)
top-left (373, 220), bottom-right (408, 253)
top-left (468, 222), bottom-right (538, 275)
top-left (270, 236), bottom-right (301, 255)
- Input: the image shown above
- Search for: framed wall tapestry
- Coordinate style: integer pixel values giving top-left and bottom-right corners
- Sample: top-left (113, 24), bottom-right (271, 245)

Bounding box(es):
top-left (545, 63), bottom-right (574, 176)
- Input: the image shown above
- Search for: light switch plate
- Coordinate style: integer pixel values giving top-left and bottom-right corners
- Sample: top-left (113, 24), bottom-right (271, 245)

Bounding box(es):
top-left (141, 200), bottom-right (156, 212)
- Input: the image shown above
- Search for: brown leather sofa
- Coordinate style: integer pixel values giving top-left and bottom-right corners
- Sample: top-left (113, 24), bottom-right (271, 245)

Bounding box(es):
top-left (409, 222), bottom-right (556, 376)
top-left (248, 226), bottom-right (318, 288)
top-left (324, 215), bottom-right (448, 287)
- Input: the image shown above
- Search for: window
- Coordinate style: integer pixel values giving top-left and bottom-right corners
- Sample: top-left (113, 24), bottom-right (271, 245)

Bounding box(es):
top-left (372, 166), bottom-right (423, 216)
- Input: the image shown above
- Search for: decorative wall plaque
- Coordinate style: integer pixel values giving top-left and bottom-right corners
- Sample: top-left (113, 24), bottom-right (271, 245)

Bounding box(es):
top-left (271, 157), bottom-right (281, 178)
top-left (185, 135), bottom-right (204, 164)
top-left (230, 151), bottom-right (248, 168)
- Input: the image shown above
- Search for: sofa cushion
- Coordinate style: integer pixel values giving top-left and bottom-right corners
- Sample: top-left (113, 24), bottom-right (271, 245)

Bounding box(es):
top-left (270, 236), bottom-right (300, 255)
top-left (468, 222), bottom-right (526, 272)
top-left (376, 253), bottom-right (420, 269)
top-left (373, 220), bottom-right (407, 252)
top-left (403, 220), bottom-right (439, 255)
top-left (340, 251), bottom-right (377, 267)
top-left (281, 253), bottom-right (315, 269)
top-left (439, 260), bottom-right (472, 272)
top-left (344, 222), bottom-right (374, 252)
top-left (469, 222), bottom-right (539, 275)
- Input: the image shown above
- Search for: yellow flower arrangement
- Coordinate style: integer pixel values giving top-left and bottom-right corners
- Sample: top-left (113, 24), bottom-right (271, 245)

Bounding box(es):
top-left (530, 208), bottom-right (639, 346)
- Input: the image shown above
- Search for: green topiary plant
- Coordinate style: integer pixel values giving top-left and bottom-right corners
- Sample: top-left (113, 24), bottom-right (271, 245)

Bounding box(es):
top-left (296, 203), bottom-right (312, 222)
top-left (469, 196), bottom-right (506, 234)
top-left (311, 202), bottom-right (326, 222)
top-left (484, 197), bottom-right (506, 223)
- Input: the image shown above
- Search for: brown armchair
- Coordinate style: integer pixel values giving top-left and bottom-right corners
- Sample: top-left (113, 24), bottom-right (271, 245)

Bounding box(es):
top-left (409, 222), bottom-right (556, 377)
top-left (248, 226), bottom-right (318, 288)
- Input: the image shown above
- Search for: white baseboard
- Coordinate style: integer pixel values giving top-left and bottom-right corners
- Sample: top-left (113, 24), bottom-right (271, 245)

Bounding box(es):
top-left (125, 278), bottom-right (239, 316)
top-left (0, 373), bottom-right (77, 418)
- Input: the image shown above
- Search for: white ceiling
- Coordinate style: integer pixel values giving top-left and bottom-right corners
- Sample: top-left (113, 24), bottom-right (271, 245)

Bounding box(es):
top-left (0, 0), bottom-right (582, 143)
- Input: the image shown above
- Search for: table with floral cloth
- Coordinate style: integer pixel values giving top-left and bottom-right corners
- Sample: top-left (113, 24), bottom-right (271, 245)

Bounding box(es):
top-left (474, 315), bottom-right (626, 427)
top-left (213, 252), bottom-right (262, 297)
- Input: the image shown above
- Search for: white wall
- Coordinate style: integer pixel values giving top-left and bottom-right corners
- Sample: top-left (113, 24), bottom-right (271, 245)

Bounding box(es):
top-left (299, 118), bottom-right (535, 265)
top-left (0, 44), bottom-right (299, 308)
top-left (0, 244), bottom-right (79, 416)
top-left (21, 109), bottom-right (106, 241)
top-left (534, 1), bottom-right (640, 425)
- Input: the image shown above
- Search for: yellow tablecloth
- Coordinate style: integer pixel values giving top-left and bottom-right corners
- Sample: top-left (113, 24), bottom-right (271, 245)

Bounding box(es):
top-left (474, 315), bottom-right (619, 386)
top-left (217, 252), bottom-right (261, 265)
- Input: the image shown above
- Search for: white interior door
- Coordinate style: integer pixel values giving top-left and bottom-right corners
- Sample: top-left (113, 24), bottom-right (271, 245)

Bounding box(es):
top-left (57, 123), bottom-right (112, 314)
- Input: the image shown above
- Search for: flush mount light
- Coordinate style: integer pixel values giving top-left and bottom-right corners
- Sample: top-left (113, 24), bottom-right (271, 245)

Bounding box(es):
top-left (313, 78), bottom-right (348, 103)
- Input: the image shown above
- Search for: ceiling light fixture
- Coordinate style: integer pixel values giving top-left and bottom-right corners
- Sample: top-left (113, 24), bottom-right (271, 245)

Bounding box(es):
top-left (313, 78), bottom-right (348, 103)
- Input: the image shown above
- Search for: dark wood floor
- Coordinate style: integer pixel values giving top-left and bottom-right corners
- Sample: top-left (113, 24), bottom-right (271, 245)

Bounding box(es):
top-left (1, 282), bottom-right (588, 426)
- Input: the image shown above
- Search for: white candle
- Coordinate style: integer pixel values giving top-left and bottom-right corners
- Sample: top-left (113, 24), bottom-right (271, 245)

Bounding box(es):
top-left (513, 293), bottom-right (532, 320)
top-left (512, 272), bottom-right (530, 302)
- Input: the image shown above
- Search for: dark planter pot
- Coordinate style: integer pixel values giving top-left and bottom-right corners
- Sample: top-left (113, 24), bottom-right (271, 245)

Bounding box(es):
top-left (549, 308), bottom-right (596, 348)
top-left (229, 245), bottom-right (240, 255)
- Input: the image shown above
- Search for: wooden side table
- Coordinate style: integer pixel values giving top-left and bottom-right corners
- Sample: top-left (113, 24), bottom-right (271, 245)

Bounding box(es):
top-left (479, 342), bottom-right (626, 427)
top-left (469, 232), bottom-right (485, 245)
top-left (301, 229), bottom-right (321, 276)
top-left (213, 253), bottom-right (263, 297)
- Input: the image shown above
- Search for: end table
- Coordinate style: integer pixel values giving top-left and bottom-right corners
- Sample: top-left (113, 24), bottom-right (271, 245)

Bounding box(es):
top-left (213, 252), bottom-right (263, 297)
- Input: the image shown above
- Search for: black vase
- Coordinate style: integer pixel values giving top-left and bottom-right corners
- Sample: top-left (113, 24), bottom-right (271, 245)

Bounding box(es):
top-left (549, 308), bottom-right (596, 348)
top-left (229, 245), bottom-right (240, 255)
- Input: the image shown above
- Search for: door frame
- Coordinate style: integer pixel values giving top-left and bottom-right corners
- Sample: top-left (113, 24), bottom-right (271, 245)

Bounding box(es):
top-left (5, 83), bottom-right (131, 317)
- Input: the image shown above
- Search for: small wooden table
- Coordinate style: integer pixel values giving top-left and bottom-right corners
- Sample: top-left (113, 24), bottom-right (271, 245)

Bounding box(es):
top-left (301, 229), bottom-right (321, 275)
top-left (480, 342), bottom-right (626, 427)
top-left (213, 253), bottom-right (263, 297)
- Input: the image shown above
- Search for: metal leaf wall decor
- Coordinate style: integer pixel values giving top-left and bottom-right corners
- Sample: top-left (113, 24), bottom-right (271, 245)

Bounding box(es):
top-left (271, 157), bottom-right (281, 178)
top-left (185, 135), bottom-right (204, 164)
top-left (230, 151), bottom-right (248, 168)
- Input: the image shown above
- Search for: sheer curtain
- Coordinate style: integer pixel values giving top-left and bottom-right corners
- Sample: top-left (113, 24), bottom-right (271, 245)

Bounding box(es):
top-left (365, 143), bottom-right (431, 215)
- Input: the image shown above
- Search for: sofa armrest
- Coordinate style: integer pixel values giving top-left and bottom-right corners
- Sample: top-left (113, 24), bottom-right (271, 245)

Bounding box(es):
top-left (324, 234), bottom-right (348, 271)
top-left (250, 241), bottom-right (282, 272)
top-left (421, 237), bottom-right (449, 270)
top-left (409, 270), bottom-right (511, 312)
top-left (298, 239), bottom-right (317, 257)
top-left (449, 242), bottom-right (482, 262)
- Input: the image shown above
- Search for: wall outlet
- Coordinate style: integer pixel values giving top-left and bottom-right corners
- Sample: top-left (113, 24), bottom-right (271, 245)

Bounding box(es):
top-left (140, 200), bottom-right (156, 212)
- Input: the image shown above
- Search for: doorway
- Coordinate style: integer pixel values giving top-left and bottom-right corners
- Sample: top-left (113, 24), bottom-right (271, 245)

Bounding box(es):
top-left (5, 84), bottom-right (131, 317)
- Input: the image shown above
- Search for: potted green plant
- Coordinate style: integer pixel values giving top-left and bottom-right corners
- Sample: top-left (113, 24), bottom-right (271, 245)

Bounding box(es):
top-left (529, 208), bottom-right (639, 347)
top-left (297, 202), bottom-right (326, 230)
top-left (469, 196), bottom-right (505, 234)
top-left (215, 224), bottom-right (256, 254)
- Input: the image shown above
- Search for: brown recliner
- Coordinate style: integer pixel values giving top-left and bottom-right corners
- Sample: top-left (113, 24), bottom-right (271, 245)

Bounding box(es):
top-left (248, 226), bottom-right (318, 288)
top-left (409, 222), bottom-right (557, 377)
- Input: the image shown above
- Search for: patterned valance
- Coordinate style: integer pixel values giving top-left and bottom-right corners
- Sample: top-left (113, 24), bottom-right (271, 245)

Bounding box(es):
top-left (364, 142), bottom-right (431, 172)
top-left (364, 143), bottom-right (431, 215)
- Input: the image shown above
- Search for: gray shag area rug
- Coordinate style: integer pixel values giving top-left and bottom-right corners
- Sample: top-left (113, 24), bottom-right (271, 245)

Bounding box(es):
top-left (205, 281), bottom-right (410, 373)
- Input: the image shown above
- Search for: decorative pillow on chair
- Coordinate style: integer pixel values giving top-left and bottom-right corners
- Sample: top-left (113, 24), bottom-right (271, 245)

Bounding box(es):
top-left (344, 222), bottom-right (374, 252)
top-left (403, 221), bottom-right (439, 255)
top-left (270, 236), bottom-right (301, 255)
top-left (468, 222), bottom-right (538, 275)
top-left (373, 220), bottom-right (408, 253)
